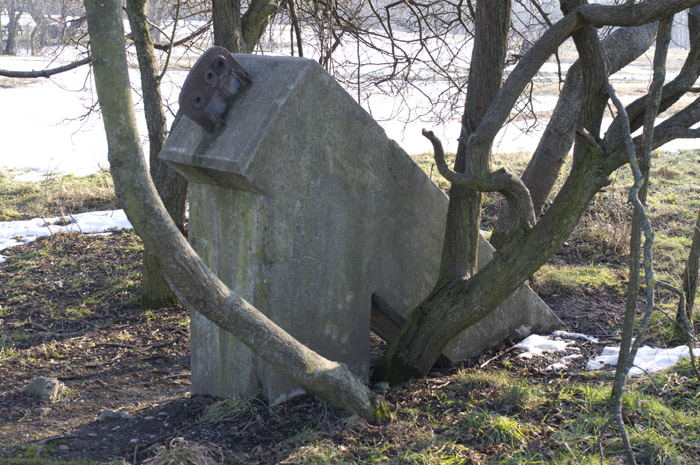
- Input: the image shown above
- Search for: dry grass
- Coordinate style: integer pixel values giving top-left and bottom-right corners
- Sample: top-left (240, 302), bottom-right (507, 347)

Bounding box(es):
top-left (144, 438), bottom-right (224, 465)
top-left (0, 169), bottom-right (118, 222)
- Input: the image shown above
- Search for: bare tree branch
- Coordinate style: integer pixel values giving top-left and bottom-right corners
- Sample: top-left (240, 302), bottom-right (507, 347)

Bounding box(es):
top-left (0, 57), bottom-right (91, 78)
top-left (422, 129), bottom-right (535, 246)
top-left (152, 21), bottom-right (212, 51)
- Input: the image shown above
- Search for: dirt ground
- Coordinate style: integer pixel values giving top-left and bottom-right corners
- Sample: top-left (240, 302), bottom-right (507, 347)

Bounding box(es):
top-left (0, 231), bottom-right (656, 464)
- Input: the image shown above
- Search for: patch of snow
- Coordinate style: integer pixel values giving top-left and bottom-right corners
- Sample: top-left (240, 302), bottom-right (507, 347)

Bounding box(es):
top-left (515, 325), bottom-right (532, 338)
top-left (514, 334), bottom-right (574, 358)
top-left (8, 170), bottom-right (47, 183)
top-left (551, 330), bottom-right (599, 343)
top-left (0, 210), bottom-right (132, 260)
top-left (546, 362), bottom-right (567, 372)
top-left (587, 345), bottom-right (700, 376)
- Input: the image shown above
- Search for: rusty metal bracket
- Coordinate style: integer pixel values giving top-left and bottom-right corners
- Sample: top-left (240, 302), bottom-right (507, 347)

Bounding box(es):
top-left (179, 46), bottom-right (252, 133)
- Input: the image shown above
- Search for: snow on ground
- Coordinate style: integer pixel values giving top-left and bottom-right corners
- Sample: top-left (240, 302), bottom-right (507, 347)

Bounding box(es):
top-left (515, 331), bottom-right (699, 376)
top-left (0, 210), bottom-right (132, 263)
top-left (4, 39), bottom-right (699, 178)
top-left (587, 344), bottom-right (700, 376)
top-left (513, 333), bottom-right (575, 358)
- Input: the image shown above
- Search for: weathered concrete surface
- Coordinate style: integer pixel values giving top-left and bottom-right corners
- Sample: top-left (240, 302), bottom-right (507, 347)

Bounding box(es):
top-left (160, 54), bottom-right (561, 404)
top-left (443, 237), bottom-right (561, 360)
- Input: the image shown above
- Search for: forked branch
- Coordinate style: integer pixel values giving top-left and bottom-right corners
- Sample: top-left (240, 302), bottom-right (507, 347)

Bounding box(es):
top-left (422, 129), bottom-right (535, 237)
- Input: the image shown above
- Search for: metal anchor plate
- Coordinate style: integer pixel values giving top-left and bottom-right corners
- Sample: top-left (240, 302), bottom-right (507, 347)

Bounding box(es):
top-left (179, 46), bottom-right (252, 133)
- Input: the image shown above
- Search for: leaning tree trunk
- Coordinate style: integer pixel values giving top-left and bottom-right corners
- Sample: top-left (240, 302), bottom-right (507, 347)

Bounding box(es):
top-left (125, 0), bottom-right (188, 309)
top-left (84, 0), bottom-right (388, 423)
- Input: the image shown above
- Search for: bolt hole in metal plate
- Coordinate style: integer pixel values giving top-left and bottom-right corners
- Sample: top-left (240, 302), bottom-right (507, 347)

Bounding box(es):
top-left (179, 46), bottom-right (252, 133)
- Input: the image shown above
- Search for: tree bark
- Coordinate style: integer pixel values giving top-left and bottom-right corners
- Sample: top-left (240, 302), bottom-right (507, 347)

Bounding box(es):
top-left (242, 0), bottom-right (277, 53)
top-left (4, 0), bottom-right (22, 55)
top-left (677, 208), bottom-right (700, 328)
top-left (436, 0), bottom-right (512, 287)
top-left (125, 0), bottom-right (188, 309)
top-left (490, 23), bottom-right (657, 248)
top-left (212, 0), bottom-right (245, 52)
top-left (84, 0), bottom-right (388, 423)
top-left (212, 0), bottom-right (277, 53)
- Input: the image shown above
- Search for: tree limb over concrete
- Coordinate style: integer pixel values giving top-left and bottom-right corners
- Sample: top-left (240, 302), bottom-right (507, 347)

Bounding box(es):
top-left (0, 57), bottom-right (91, 78)
top-left (84, 0), bottom-right (389, 423)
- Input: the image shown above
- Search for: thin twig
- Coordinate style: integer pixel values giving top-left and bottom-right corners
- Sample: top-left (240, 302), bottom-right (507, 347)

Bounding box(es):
top-left (140, 335), bottom-right (182, 350)
top-left (158, 0), bottom-right (181, 82)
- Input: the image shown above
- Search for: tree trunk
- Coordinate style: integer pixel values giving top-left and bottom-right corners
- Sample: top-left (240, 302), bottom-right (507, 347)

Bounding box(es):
top-left (212, 0), bottom-right (245, 52)
top-left (4, 0), bottom-right (22, 55)
top-left (242, 0), bottom-right (277, 53)
top-left (677, 208), bottom-right (700, 327)
top-left (84, 0), bottom-right (388, 423)
top-left (436, 0), bottom-right (511, 287)
top-left (212, 0), bottom-right (277, 54)
top-left (125, 0), bottom-right (188, 309)
top-left (490, 23), bottom-right (657, 248)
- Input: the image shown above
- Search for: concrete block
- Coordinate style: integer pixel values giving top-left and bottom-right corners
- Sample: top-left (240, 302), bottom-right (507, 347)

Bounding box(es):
top-left (161, 54), bottom-right (560, 403)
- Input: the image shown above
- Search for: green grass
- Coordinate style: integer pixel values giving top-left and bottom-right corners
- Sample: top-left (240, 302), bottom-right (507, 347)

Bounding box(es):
top-left (0, 168), bottom-right (117, 221)
top-left (531, 263), bottom-right (625, 295)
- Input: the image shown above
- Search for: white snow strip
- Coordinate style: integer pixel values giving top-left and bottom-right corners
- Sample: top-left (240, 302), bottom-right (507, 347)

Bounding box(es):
top-left (0, 210), bottom-right (132, 260)
top-left (8, 170), bottom-right (48, 183)
top-left (551, 330), bottom-right (599, 343)
top-left (587, 345), bottom-right (700, 376)
top-left (514, 334), bottom-right (574, 358)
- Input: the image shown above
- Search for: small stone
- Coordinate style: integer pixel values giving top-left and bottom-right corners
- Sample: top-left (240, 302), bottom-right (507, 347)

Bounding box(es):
top-left (99, 409), bottom-right (132, 421)
top-left (87, 433), bottom-right (97, 437)
top-left (143, 416), bottom-right (154, 420)
top-left (374, 382), bottom-right (390, 393)
top-left (23, 377), bottom-right (67, 402)
top-left (58, 445), bottom-right (69, 451)
top-left (129, 438), bottom-right (138, 444)
top-left (32, 407), bottom-right (51, 416)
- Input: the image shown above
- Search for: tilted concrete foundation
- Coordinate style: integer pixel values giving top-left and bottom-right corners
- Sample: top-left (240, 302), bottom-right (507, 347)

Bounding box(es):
top-left (160, 54), bottom-right (561, 404)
